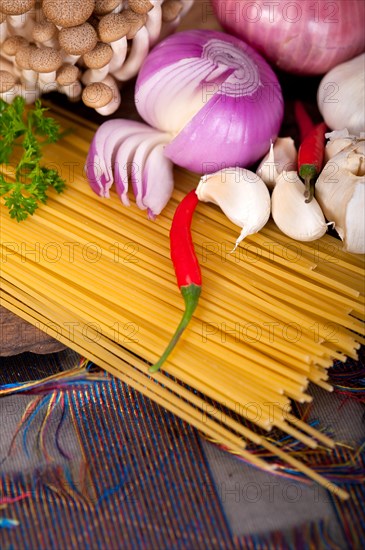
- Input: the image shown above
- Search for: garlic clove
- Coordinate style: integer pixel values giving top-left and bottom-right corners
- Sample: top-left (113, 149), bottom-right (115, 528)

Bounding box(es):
top-left (344, 183), bottom-right (365, 254)
top-left (272, 171), bottom-right (328, 242)
top-left (256, 141), bottom-right (277, 189)
top-left (196, 167), bottom-right (271, 250)
top-left (256, 137), bottom-right (297, 190)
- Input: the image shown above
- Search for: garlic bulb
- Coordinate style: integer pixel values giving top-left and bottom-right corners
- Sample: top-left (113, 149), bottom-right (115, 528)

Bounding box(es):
top-left (256, 137), bottom-right (297, 190)
top-left (325, 129), bottom-right (364, 161)
top-left (315, 140), bottom-right (365, 254)
top-left (317, 53), bottom-right (365, 135)
top-left (272, 172), bottom-right (328, 242)
top-left (196, 168), bottom-right (271, 250)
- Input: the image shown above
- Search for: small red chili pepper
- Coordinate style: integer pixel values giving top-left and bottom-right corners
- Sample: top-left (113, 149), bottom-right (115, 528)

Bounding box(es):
top-left (298, 121), bottom-right (327, 203)
top-left (294, 100), bottom-right (316, 142)
top-left (149, 189), bottom-right (201, 373)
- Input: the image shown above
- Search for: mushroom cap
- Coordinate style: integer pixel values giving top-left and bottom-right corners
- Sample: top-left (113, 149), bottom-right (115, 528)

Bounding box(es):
top-left (82, 81), bottom-right (113, 108)
top-left (161, 0), bottom-right (183, 23)
top-left (30, 46), bottom-right (63, 73)
top-left (129, 0), bottom-right (153, 16)
top-left (98, 12), bottom-right (130, 43)
top-left (0, 11), bottom-right (7, 23)
top-left (0, 70), bottom-right (16, 92)
top-left (32, 21), bottom-right (58, 43)
top-left (94, 0), bottom-right (120, 16)
top-left (2, 35), bottom-right (28, 56)
top-left (56, 63), bottom-right (80, 85)
top-left (0, 0), bottom-right (35, 15)
top-left (59, 23), bottom-right (98, 55)
top-left (123, 9), bottom-right (147, 39)
top-left (15, 44), bottom-right (37, 69)
top-left (42, 0), bottom-right (95, 28)
top-left (83, 42), bottom-right (113, 69)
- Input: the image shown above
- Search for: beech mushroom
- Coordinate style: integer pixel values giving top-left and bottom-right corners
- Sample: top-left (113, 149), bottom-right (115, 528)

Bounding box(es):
top-left (82, 42), bottom-right (113, 84)
top-left (58, 22), bottom-right (98, 64)
top-left (30, 46), bottom-right (62, 91)
top-left (112, 10), bottom-right (149, 81)
top-left (32, 20), bottom-right (58, 48)
top-left (0, 68), bottom-right (39, 104)
top-left (98, 74), bottom-right (121, 114)
top-left (161, 0), bottom-right (183, 23)
top-left (112, 28), bottom-right (150, 81)
top-left (0, 56), bottom-right (21, 78)
top-left (145, 0), bottom-right (163, 46)
top-left (98, 12), bottom-right (129, 72)
top-left (0, 69), bottom-right (17, 101)
top-left (2, 35), bottom-right (28, 59)
top-left (82, 80), bottom-right (119, 115)
top-left (56, 62), bottom-right (81, 100)
top-left (0, 0), bottom-right (35, 30)
top-left (129, 0), bottom-right (153, 16)
top-left (124, 8), bottom-right (147, 39)
top-left (42, 0), bottom-right (95, 28)
top-left (93, 0), bottom-right (121, 15)
top-left (15, 44), bottom-right (38, 84)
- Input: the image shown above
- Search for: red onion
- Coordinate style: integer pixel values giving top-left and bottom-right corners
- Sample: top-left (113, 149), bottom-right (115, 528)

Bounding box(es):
top-left (211, 0), bottom-right (365, 75)
top-left (86, 29), bottom-right (283, 217)
top-left (136, 29), bottom-right (284, 173)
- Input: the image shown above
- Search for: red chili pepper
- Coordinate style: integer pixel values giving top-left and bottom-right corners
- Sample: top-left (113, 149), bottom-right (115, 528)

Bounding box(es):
top-left (298, 121), bottom-right (327, 203)
top-left (149, 189), bottom-right (201, 373)
top-left (294, 100), bottom-right (316, 142)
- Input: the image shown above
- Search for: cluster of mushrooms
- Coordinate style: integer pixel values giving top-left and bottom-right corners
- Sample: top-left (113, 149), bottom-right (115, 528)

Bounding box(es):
top-left (0, 0), bottom-right (193, 114)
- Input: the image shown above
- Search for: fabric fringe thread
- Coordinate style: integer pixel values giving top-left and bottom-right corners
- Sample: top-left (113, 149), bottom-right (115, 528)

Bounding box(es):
top-left (1, 367), bottom-right (364, 549)
top-left (1, 357), bottom-right (364, 484)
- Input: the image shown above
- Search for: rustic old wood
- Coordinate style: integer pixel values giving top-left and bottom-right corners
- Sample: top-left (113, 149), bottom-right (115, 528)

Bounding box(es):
top-left (0, 307), bottom-right (66, 356)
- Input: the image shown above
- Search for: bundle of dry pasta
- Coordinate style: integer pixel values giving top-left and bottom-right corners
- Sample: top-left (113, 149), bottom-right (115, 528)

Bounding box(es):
top-left (1, 106), bottom-right (364, 500)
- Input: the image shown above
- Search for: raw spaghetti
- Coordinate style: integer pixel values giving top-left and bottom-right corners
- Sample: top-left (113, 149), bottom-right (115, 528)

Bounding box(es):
top-left (1, 105), bottom-right (364, 500)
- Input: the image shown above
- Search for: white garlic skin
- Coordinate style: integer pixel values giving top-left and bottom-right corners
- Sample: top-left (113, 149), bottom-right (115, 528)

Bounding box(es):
top-left (317, 53), bottom-right (365, 135)
top-left (325, 129), bottom-right (365, 161)
top-left (256, 137), bottom-right (297, 190)
top-left (272, 172), bottom-right (328, 242)
top-left (196, 168), bottom-right (271, 249)
top-left (315, 141), bottom-right (365, 254)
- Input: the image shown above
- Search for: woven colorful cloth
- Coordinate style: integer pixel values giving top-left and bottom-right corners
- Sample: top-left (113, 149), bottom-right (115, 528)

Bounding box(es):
top-left (0, 350), bottom-right (364, 550)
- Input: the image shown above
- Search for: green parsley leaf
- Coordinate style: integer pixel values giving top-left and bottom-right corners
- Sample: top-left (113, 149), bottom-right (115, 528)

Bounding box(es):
top-left (0, 97), bottom-right (67, 222)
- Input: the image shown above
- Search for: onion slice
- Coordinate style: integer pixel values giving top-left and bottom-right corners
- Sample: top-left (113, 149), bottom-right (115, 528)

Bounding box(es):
top-left (142, 143), bottom-right (174, 219)
top-left (85, 120), bottom-right (155, 197)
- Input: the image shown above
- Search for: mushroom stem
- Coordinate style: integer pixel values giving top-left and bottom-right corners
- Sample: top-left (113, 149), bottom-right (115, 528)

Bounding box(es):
top-left (21, 68), bottom-right (39, 85)
top-left (108, 36), bottom-right (128, 72)
top-left (145, 0), bottom-right (163, 46)
top-left (0, 56), bottom-right (21, 78)
top-left (1, 82), bottom-right (40, 104)
top-left (0, 19), bottom-right (8, 44)
top-left (38, 70), bottom-right (57, 84)
top-left (61, 53), bottom-right (81, 65)
top-left (96, 74), bottom-right (121, 115)
top-left (58, 79), bottom-right (82, 101)
top-left (7, 13), bottom-right (28, 29)
top-left (112, 25), bottom-right (149, 81)
top-left (81, 65), bottom-right (110, 85)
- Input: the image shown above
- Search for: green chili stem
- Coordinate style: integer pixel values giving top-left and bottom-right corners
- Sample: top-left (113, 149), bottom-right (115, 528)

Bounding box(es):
top-left (149, 284), bottom-right (201, 373)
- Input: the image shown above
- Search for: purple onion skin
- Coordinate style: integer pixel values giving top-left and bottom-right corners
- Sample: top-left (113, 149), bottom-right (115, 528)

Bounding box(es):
top-left (212, 0), bottom-right (365, 75)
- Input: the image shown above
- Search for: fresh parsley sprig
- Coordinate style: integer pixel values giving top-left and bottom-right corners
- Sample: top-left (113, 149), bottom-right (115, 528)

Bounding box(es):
top-left (0, 97), bottom-right (66, 222)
